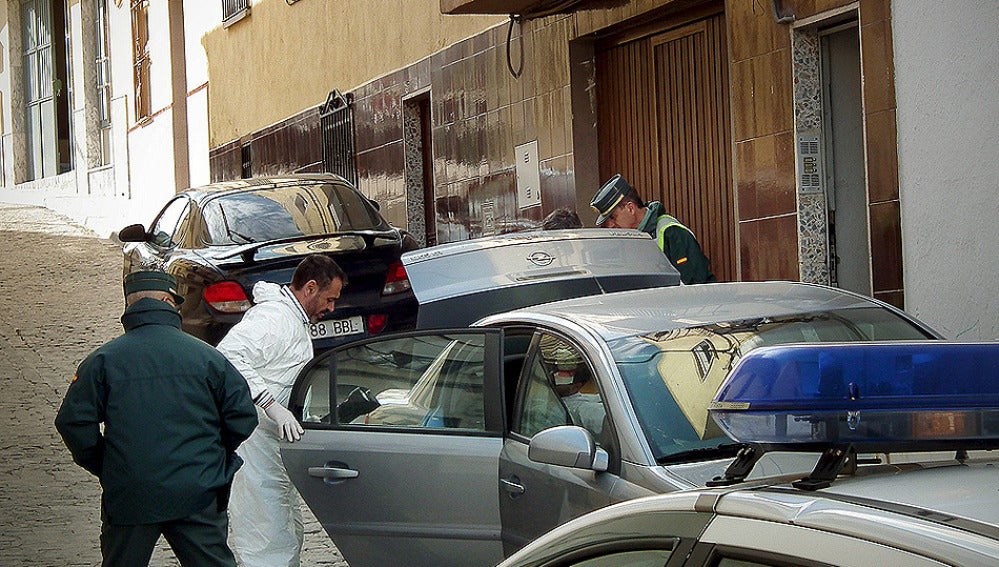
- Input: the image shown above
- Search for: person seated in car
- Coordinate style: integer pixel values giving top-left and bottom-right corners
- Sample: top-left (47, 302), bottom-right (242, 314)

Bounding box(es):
top-left (539, 334), bottom-right (605, 437)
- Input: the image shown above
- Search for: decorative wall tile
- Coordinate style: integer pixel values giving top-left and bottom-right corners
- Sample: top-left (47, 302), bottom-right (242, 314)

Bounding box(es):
top-left (792, 27), bottom-right (829, 285)
top-left (402, 101), bottom-right (426, 244)
top-left (792, 29), bottom-right (822, 131)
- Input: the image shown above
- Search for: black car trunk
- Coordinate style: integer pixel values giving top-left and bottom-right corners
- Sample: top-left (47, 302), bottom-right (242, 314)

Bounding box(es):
top-left (219, 239), bottom-right (403, 316)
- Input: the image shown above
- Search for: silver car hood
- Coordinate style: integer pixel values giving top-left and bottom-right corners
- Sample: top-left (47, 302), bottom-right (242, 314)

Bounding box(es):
top-left (665, 452), bottom-right (823, 487)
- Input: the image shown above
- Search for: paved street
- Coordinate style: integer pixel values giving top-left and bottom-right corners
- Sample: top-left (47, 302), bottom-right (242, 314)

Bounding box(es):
top-left (0, 203), bottom-right (346, 566)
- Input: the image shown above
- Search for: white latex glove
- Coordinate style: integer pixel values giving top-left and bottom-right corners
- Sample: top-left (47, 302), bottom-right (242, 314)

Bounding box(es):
top-left (264, 402), bottom-right (304, 442)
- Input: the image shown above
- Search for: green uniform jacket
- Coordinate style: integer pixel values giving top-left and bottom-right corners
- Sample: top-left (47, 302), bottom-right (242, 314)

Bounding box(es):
top-left (638, 201), bottom-right (717, 284)
top-left (55, 298), bottom-right (258, 525)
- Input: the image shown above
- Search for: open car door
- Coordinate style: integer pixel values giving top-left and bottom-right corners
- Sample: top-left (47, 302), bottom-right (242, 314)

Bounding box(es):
top-left (281, 329), bottom-right (506, 567)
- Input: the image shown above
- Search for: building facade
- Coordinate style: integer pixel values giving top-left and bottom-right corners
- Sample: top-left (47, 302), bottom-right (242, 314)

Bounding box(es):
top-left (0, 0), bottom-right (996, 341)
top-left (0, 0), bottom-right (217, 236)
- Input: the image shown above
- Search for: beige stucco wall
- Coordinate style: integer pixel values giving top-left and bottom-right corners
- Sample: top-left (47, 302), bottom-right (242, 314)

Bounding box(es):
top-left (202, 0), bottom-right (503, 147)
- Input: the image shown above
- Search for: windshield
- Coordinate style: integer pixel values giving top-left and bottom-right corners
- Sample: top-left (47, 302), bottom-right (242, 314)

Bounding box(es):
top-left (609, 306), bottom-right (934, 462)
top-left (202, 182), bottom-right (388, 245)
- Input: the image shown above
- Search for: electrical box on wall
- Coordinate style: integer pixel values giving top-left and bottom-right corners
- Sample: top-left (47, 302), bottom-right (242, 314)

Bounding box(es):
top-left (797, 131), bottom-right (824, 195)
top-left (515, 140), bottom-right (541, 209)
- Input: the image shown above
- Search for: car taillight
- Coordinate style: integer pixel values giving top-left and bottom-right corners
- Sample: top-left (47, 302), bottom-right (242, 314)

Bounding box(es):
top-left (382, 260), bottom-right (411, 295)
top-left (203, 281), bottom-right (252, 314)
top-left (367, 314), bottom-right (388, 335)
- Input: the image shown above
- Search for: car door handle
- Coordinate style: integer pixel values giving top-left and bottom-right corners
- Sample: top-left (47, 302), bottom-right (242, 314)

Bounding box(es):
top-left (501, 477), bottom-right (525, 496)
top-left (308, 465), bottom-right (359, 480)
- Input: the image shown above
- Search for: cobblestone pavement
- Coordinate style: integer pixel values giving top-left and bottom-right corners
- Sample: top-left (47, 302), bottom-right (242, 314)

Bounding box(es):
top-left (0, 203), bottom-right (347, 566)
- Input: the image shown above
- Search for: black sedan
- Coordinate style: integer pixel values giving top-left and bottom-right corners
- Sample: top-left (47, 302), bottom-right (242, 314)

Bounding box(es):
top-left (118, 174), bottom-right (419, 350)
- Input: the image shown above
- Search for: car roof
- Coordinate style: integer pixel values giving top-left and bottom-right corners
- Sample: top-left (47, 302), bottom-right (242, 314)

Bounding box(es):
top-left (181, 173), bottom-right (352, 200)
top-left (693, 461), bottom-right (999, 560)
top-left (480, 281), bottom-right (931, 341)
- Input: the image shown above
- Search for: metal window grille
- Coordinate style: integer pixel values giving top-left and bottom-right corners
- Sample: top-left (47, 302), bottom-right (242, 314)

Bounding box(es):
top-left (96, 0), bottom-right (113, 164)
top-left (130, 0), bottom-right (150, 120)
top-left (241, 143), bottom-right (252, 179)
top-left (320, 89), bottom-right (357, 186)
top-left (222, 0), bottom-right (250, 25)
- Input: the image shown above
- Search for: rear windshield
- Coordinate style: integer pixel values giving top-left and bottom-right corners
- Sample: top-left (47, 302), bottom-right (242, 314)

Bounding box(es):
top-left (609, 306), bottom-right (934, 462)
top-left (202, 182), bottom-right (388, 245)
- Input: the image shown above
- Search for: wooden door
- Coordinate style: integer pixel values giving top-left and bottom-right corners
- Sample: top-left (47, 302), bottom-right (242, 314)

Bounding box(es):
top-left (597, 12), bottom-right (735, 282)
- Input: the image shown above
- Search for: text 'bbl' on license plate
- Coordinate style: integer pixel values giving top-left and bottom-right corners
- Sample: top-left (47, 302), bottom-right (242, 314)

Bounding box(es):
top-left (310, 316), bottom-right (364, 339)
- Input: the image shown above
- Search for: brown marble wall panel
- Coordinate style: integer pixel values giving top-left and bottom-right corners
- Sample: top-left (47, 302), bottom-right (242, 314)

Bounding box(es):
top-left (209, 141), bottom-right (243, 182)
top-left (209, 108), bottom-right (322, 181)
top-left (550, 86), bottom-right (568, 158)
top-left (355, 82), bottom-right (406, 151)
top-left (859, 0), bottom-right (890, 24)
top-left (870, 200), bottom-right (903, 294)
top-left (522, 97), bottom-right (537, 146)
top-left (731, 49), bottom-right (793, 142)
top-left (405, 58), bottom-right (432, 96)
top-left (734, 132), bottom-right (796, 219)
top-left (356, 141), bottom-right (406, 227)
top-left (739, 215), bottom-right (799, 281)
top-left (859, 17), bottom-right (895, 115)
top-left (540, 155), bottom-right (573, 211)
top-left (517, 22), bottom-right (537, 102)
top-left (247, 108), bottom-right (322, 177)
top-left (726, 0), bottom-right (788, 62)
top-left (866, 109), bottom-right (899, 203)
top-left (534, 92), bottom-right (553, 160)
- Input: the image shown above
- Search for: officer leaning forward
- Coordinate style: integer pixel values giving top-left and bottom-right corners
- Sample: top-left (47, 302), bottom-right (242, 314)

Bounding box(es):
top-left (590, 174), bottom-right (716, 284)
top-left (55, 270), bottom-right (258, 567)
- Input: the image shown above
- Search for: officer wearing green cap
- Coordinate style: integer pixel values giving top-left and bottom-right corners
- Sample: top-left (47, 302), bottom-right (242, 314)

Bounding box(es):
top-left (591, 174), bottom-right (716, 284)
top-left (55, 270), bottom-right (258, 566)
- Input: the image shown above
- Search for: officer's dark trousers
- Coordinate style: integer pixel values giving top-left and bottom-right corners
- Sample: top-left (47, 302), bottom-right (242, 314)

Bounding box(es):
top-left (100, 501), bottom-right (236, 567)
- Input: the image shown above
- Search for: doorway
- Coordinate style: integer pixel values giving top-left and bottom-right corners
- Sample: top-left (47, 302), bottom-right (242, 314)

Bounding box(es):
top-left (821, 21), bottom-right (870, 296)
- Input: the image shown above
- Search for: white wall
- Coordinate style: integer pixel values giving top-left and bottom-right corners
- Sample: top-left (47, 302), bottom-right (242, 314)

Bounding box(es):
top-left (183, 0), bottom-right (219, 188)
top-left (0, 13), bottom-right (11, 186)
top-left (893, 0), bottom-right (999, 340)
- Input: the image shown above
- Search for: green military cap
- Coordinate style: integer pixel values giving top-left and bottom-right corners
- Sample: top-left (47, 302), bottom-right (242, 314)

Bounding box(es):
top-left (123, 270), bottom-right (184, 305)
top-left (590, 174), bottom-right (632, 226)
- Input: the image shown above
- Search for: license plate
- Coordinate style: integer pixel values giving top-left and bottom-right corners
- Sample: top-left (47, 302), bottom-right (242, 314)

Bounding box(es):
top-left (309, 316), bottom-right (364, 339)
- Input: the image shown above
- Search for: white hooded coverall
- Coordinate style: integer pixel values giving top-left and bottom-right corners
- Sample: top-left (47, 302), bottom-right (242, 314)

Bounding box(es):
top-left (217, 282), bottom-right (313, 567)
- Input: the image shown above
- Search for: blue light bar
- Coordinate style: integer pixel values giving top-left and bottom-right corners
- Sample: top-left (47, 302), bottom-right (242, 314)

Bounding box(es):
top-left (709, 342), bottom-right (999, 446)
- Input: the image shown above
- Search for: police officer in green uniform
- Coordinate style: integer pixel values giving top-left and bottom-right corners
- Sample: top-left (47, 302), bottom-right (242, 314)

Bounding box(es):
top-left (591, 174), bottom-right (716, 284)
top-left (55, 271), bottom-right (258, 567)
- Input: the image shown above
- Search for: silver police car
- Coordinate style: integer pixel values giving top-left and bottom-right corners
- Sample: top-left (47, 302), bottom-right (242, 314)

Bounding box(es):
top-left (280, 266), bottom-right (944, 567)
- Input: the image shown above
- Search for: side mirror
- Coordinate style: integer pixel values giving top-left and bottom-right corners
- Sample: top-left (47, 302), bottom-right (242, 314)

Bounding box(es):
top-left (118, 223), bottom-right (149, 242)
top-left (367, 198), bottom-right (380, 211)
top-left (528, 425), bottom-right (609, 472)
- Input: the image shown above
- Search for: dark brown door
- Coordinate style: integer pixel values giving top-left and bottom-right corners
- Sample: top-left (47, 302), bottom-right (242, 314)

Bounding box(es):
top-left (597, 13), bottom-right (735, 282)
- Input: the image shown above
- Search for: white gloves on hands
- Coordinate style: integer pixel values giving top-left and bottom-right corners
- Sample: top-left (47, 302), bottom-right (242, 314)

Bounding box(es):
top-left (264, 402), bottom-right (304, 442)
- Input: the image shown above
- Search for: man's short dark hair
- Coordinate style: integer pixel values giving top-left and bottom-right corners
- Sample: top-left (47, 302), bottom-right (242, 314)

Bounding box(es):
top-left (542, 208), bottom-right (583, 230)
top-left (291, 254), bottom-right (348, 290)
top-left (620, 187), bottom-right (645, 209)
